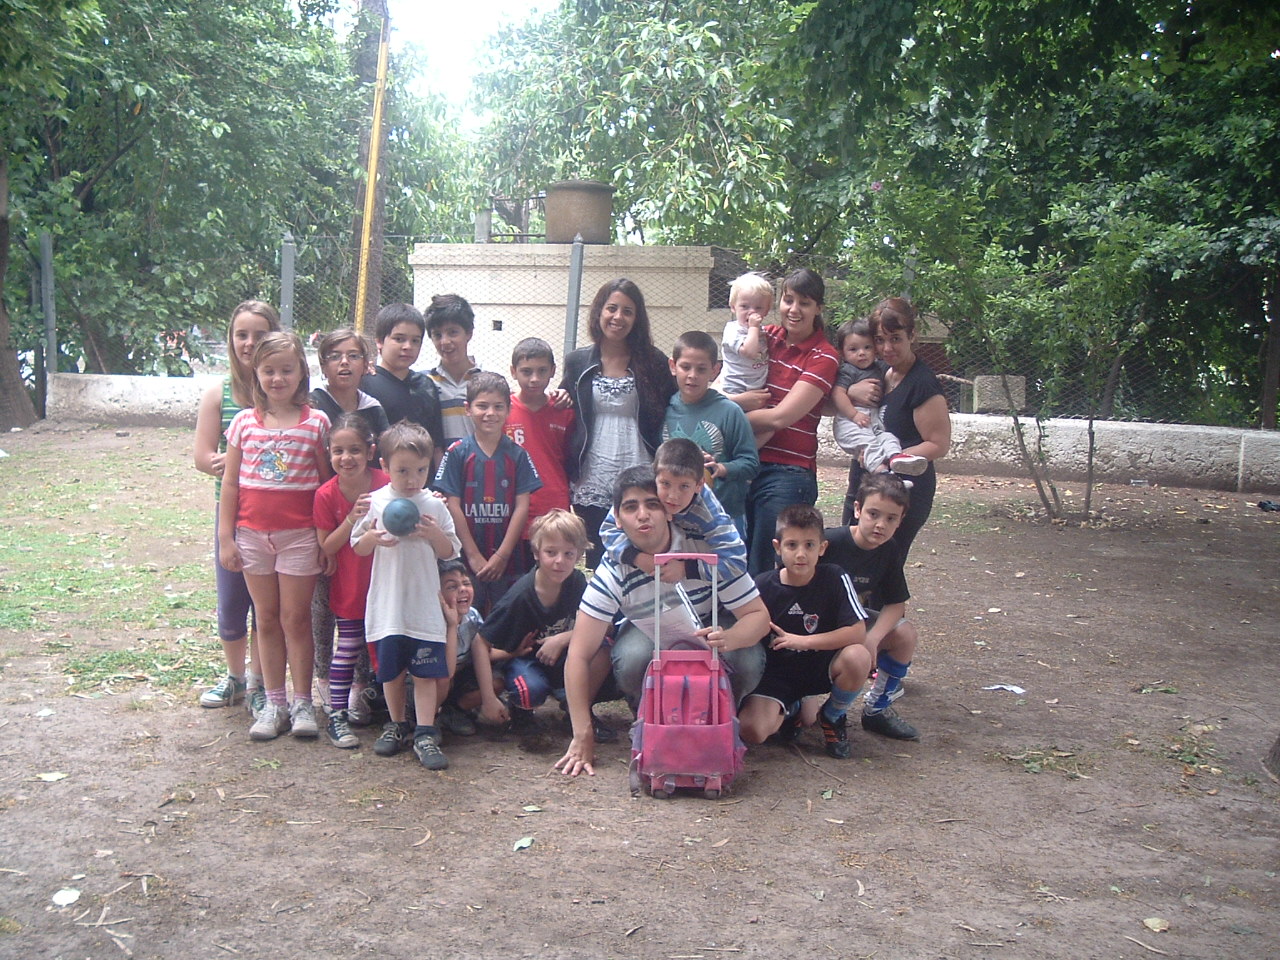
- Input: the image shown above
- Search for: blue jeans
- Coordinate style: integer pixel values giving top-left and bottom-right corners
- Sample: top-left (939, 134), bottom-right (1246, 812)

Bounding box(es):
top-left (746, 463), bottom-right (818, 576)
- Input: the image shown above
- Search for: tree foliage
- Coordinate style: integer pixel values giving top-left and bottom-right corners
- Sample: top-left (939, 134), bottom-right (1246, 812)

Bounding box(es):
top-left (0, 0), bottom-right (475, 428)
top-left (476, 0), bottom-right (1280, 431)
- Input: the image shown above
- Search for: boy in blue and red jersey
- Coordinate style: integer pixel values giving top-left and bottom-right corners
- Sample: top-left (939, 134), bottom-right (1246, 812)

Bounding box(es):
top-left (435, 372), bottom-right (542, 615)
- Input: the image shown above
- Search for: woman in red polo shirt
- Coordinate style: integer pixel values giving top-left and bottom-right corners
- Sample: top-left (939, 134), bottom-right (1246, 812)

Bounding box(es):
top-left (736, 268), bottom-right (840, 575)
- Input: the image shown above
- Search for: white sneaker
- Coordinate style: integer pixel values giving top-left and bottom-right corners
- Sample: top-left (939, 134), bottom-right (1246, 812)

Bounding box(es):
top-left (888, 453), bottom-right (929, 476)
top-left (249, 702), bottom-right (290, 741)
top-left (348, 684), bottom-right (373, 726)
top-left (290, 699), bottom-right (319, 738)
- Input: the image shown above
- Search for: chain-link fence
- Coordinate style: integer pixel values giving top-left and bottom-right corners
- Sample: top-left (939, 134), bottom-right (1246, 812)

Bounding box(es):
top-left (14, 227), bottom-right (1271, 429)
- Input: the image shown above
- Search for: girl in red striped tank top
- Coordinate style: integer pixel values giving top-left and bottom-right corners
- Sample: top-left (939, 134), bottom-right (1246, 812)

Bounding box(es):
top-left (219, 332), bottom-right (332, 742)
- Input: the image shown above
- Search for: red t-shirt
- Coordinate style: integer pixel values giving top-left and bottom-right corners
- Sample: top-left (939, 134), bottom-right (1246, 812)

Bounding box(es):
top-left (505, 396), bottom-right (575, 537)
top-left (759, 325), bottom-right (839, 470)
top-left (312, 468), bottom-right (390, 620)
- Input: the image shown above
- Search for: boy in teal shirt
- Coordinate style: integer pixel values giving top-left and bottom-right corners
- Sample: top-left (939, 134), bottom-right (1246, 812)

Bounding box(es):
top-left (663, 331), bottom-right (759, 537)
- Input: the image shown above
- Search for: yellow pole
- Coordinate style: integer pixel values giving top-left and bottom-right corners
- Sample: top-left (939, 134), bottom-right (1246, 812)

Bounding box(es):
top-left (353, 15), bottom-right (390, 336)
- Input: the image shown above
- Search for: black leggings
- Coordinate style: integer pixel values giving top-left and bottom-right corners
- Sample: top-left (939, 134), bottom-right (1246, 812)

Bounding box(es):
top-left (573, 503), bottom-right (610, 570)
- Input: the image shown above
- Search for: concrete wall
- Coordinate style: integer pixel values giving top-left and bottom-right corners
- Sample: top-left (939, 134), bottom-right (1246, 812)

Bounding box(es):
top-left (816, 413), bottom-right (1280, 492)
top-left (49, 372), bottom-right (217, 428)
top-left (408, 243), bottom-right (721, 373)
top-left (48, 377), bottom-right (1280, 493)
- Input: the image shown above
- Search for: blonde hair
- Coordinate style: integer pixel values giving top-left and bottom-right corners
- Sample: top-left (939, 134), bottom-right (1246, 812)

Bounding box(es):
top-left (250, 331), bottom-right (310, 413)
top-left (530, 508), bottom-right (589, 554)
top-left (227, 301), bottom-right (281, 408)
top-left (728, 272), bottom-right (774, 311)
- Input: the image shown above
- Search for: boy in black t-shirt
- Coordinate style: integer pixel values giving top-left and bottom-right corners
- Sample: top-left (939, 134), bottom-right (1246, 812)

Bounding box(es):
top-left (471, 509), bottom-right (616, 741)
top-left (740, 505), bottom-right (872, 759)
top-left (822, 473), bottom-right (921, 741)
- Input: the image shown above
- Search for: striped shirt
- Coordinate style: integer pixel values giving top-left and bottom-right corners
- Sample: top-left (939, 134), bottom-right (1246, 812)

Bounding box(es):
top-left (580, 526), bottom-right (760, 626)
top-left (429, 365), bottom-right (481, 448)
top-left (226, 406), bottom-right (330, 530)
top-left (759, 325), bottom-right (839, 470)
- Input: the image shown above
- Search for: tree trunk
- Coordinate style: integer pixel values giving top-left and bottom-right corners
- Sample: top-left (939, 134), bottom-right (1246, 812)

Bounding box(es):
top-left (348, 0), bottom-right (389, 332)
top-left (1266, 730), bottom-right (1280, 780)
top-left (1260, 271), bottom-right (1279, 430)
top-left (0, 150), bottom-right (40, 431)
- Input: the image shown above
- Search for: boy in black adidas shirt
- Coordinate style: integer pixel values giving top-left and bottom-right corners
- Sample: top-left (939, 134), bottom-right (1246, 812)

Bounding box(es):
top-left (740, 505), bottom-right (872, 759)
top-left (822, 473), bottom-right (920, 741)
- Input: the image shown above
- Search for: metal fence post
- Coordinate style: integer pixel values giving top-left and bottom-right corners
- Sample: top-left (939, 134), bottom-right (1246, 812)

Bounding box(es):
top-left (40, 232), bottom-right (56, 379)
top-left (280, 230), bottom-right (296, 330)
top-left (563, 234), bottom-right (585, 361)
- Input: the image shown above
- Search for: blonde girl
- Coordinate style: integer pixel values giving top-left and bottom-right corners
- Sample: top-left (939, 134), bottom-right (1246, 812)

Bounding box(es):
top-left (312, 412), bottom-right (388, 747)
top-left (193, 301), bottom-right (280, 712)
top-left (219, 332), bottom-right (332, 740)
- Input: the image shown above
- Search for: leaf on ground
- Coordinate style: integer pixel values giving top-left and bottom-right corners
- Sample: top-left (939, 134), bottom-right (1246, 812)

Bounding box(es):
top-left (35, 772), bottom-right (68, 782)
top-left (52, 889), bottom-right (81, 907)
top-left (522, 805), bottom-right (542, 813)
top-left (1143, 917), bottom-right (1170, 933)
top-left (513, 836), bottom-right (534, 851)
top-left (820, 788), bottom-right (834, 800)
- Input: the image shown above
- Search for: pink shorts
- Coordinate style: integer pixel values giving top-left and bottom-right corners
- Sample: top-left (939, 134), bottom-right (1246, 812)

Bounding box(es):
top-left (235, 527), bottom-right (322, 577)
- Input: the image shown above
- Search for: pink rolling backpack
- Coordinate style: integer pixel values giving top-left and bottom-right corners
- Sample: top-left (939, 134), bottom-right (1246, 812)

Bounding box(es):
top-left (628, 552), bottom-right (745, 799)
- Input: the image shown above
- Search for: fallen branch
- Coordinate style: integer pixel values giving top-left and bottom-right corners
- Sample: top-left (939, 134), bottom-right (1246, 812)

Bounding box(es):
top-left (1123, 935), bottom-right (1169, 955)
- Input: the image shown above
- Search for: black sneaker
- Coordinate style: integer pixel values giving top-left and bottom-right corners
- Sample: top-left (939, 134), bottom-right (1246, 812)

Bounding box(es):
top-left (861, 706), bottom-right (920, 741)
top-left (559, 701), bottom-right (618, 744)
top-left (437, 702), bottom-right (477, 737)
top-left (819, 712), bottom-right (852, 759)
top-left (508, 705), bottom-right (537, 734)
top-left (373, 720), bottom-right (413, 757)
top-left (413, 732), bottom-right (449, 771)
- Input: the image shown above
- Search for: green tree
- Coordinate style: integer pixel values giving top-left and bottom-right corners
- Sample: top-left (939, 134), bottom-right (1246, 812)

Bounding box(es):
top-left (0, 0), bottom-right (103, 428)
top-left (1, 0), bottom-right (478, 431)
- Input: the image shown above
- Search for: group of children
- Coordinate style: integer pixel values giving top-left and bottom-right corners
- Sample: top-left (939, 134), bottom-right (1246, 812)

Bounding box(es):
top-left (199, 279), bottom-right (926, 776)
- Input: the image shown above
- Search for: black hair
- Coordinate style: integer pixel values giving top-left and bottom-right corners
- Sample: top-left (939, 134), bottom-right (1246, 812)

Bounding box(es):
top-left (672, 330), bottom-right (719, 363)
top-left (612, 464), bottom-right (658, 512)
top-left (374, 303), bottom-right (425, 342)
top-left (654, 437), bottom-right (704, 481)
top-left (425, 293), bottom-right (475, 337)
top-left (775, 503), bottom-right (825, 538)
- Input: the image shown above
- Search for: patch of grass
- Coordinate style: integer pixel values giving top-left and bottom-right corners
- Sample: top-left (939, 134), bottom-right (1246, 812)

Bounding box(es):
top-left (0, 916), bottom-right (21, 934)
top-left (0, 524), bottom-right (213, 630)
top-left (1001, 746), bottom-right (1094, 779)
top-left (929, 499), bottom-right (1007, 533)
top-left (61, 636), bottom-right (224, 692)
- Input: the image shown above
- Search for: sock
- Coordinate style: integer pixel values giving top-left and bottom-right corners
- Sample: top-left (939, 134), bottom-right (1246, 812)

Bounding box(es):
top-left (329, 618), bottom-right (364, 712)
top-left (414, 724), bottom-right (440, 740)
top-left (865, 652), bottom-right (910, 714)
top-left (247, 672), bottom-right (264, 691)
top-left (293, 693), bottom-right (313, 704)
top-left (230, 672), bottom-right (246, 683)
top-left (266, 686), bottom-right (288, 707)
top-left (822, 684), bottom-right (861, 723)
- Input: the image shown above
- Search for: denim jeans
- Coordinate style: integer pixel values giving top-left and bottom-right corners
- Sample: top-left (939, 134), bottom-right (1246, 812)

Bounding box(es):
top-left (746, 463), bottom-right (818, 576)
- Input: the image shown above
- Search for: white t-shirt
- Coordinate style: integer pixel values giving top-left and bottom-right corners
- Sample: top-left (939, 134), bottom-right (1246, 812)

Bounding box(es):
top-left (720, 320), bottom-right (769, 394)
top-left (351, 486), bottom-right (461, 644)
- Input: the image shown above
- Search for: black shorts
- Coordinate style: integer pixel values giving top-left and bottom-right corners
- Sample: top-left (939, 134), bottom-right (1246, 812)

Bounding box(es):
top-left (750, 648), bottom-right (837, 708)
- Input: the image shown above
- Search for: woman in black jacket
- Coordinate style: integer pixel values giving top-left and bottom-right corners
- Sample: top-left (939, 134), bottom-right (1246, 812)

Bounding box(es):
top-left (560, 277), bottom-right (676, 567)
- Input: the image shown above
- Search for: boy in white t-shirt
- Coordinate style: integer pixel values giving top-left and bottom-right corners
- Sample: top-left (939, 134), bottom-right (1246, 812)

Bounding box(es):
top-left (351, 422), bottom-right (462, 770)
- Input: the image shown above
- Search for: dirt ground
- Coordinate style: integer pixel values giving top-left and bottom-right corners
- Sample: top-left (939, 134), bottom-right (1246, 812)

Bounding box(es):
top-left (1, 423), bottom-right (1277, 960)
